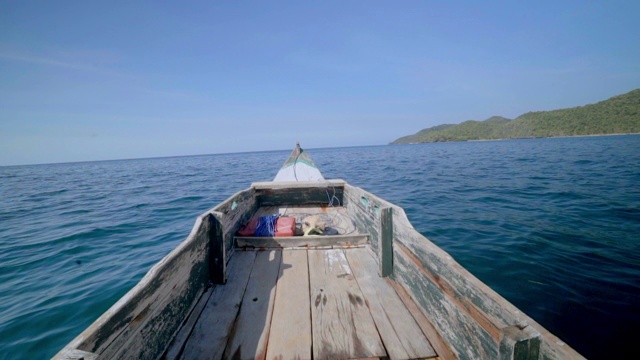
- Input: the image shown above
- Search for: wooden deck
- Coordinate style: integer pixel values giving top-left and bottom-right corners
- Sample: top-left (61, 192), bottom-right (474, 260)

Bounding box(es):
top-left (172, 247), bottom-right (438, 360)
top-left (55, 173), bottom-right (583, 360)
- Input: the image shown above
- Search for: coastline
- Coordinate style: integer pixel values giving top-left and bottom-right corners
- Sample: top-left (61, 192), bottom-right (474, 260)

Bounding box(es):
top-left (394, 132), bottom-right (640, 145)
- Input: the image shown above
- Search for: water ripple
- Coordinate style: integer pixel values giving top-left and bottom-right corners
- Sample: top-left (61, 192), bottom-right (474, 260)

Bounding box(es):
top-left (1, 136), bottom-right (639, 359)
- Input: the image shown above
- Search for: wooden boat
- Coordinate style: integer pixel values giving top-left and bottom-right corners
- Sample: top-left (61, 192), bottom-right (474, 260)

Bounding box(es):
top-left (55, 143), bottom-right (584, 360)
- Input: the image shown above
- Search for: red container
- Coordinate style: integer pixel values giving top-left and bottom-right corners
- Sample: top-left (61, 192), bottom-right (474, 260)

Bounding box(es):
top-left (275, 217), bottom-right (295, 237)
top-left (237, 217), bottom-right (259, 236)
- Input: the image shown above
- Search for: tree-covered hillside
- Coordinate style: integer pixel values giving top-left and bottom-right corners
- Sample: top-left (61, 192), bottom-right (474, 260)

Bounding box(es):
top-left (391, 124), bottom-right (455, 144)
top-left (391, 89), bottom-right (640, 144)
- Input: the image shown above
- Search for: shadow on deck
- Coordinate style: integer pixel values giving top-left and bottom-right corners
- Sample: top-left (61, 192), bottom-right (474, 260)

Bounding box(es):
top-left (165, 247), bottom-right (440, 360)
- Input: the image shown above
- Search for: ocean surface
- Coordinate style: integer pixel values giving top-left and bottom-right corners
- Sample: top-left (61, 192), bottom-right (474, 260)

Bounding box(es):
top-left (1, 135), bottom-right (639, 359)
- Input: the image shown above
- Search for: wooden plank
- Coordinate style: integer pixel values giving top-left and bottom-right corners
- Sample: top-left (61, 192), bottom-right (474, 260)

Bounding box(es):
top-left (346, 247), bottom-right (436, 360)
top-left (208, 214), bottom-right (226, 284)
top-left (256, 186), bottom-right (345, 207)
top-left (345, 186), bottom-right (550, 359)
top-left (347, 187), bottom-right (582, 359)
top-left (181, 251), bottom-right (257, 360)
top-left (378, 207), bottom-right (393, 277)
top-left (288, 245), bottom-right (369, 251)
top-left (89, 214), bottom-right (213, 359)
top-left (163, 286), bottom-right (215, 359)
top-left (513, 315), bottom-right (586, 360)
top-left (253, 180), bottom-right (345, 207)
top-left (308, 249), bottom-right (386, 359)
top-left (394, 239), bottom-right (540, 360)
top-left (342, 184), bottom-right (391, 254)
top-left (392, 242), bottom-right (497, 359)
top-left (388, 278), bottom-right (459, 360)
top-left (252, 179), bottom-right (346, 189)
top-left (57, 349), bottom-right (98, 360)
top-left (223, 250), bottom-right (282, 360)
top-left (235, 234), bottom-right (369, 249)
top-left (266, 250), bottom-right (312, 360)
top-left (211, 188), bottom-right (258, 260)
top-left (499, 325), bottom-right (541, 360)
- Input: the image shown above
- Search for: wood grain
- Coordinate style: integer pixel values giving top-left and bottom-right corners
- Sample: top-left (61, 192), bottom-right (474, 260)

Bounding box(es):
top-left (235, 234), bottom-right (369, 249)
top-left (266, 250), bottom-right (312, 360)
top-left (163, 286), bottom-right (215, 359)
top-left (181, 251), bottom-right (257, 360)
top-left (208, 214), bottom-right (225, 284)
top-left (388, 278), bottom-right (459, 360)
top-left (378, 207), bottom-right (393, 277)
top-left (308, 249), bottom-right (386, 359)
top-left (346, 247), bottom-right (436, 360)
top-left (56, 349), bottom-right (98, 360)
top-left (94, 214), bottom-right (213, 359)
top-left (223, 250), bottom-right (282, 360)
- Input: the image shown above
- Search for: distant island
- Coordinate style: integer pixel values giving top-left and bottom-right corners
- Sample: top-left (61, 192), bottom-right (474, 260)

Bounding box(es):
top-left (391, 89), bottom-right (640, 144)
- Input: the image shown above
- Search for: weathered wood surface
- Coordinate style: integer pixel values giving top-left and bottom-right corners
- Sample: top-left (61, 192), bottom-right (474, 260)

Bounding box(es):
top-left (163, 285), bottom-right (215, 359)
top-left (393, 241), bottom-right (496, 359)
top-left (266, 250), bottom-right (312, 360)
top-left (343, 184), bottom-right (555, 359)
top-left (235, 234), bottom-right (369, 249)
top-left (342, 184), bottom-right (393, 254)
top-left (181, 251), bottom-right (257, 360)
top-left (308, 249), bottom-right (386, 359)
top-left (378, 207), bottom-right (393, 277)
top-left (388, 279), bottom-right (458, 360)
top-left (500, 325), bottom-right (541, 360)
top-left (518, 317), bottom-right (585, 360)
top-left (343, 185), bottom-right (583, 359)
top-left (252, 180), bottom-right (346, 190)
top-left (346, 247), bottom-right (437, 360)
top-left (254, 182), bottom-right (345, 207)
top-left (223, 250), bottom-right (282, 360)
top-left (56, 177), bottom-right (584, 360)
top-left (386, 204), bottom-right (580, 360)
top-left (54, 212), bottom-right (213, 360)
top-left (56, 349), bottom-right (98, 360)
top-left (211, 188), bottom-right (258, 262)
top-left (255, 205), bottom-right (349, 216)
top-left (208, 214), bottom-right (225, 284)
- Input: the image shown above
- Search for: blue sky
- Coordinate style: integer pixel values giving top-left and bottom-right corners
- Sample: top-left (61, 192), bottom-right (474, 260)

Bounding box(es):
top-left (1, 1), bottom-right (639, 165)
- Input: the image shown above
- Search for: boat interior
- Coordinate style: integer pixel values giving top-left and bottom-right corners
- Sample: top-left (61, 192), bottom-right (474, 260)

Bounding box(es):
top-left (166, 202), bottom-right (442, 360)
top-left (56, 179), bottom-right (581, 360)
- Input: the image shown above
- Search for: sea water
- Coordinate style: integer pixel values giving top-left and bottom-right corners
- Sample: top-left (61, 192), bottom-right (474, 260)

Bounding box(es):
top-left (1, 135), bottom-right (638, 359)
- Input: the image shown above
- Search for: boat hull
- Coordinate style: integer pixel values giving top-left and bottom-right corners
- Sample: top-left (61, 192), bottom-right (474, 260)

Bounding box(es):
top-left (55, 180), bottom-right (583, 359)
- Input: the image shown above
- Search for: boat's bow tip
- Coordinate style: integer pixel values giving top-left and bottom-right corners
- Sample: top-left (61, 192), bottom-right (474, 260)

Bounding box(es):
top-left (273, 142), bottom-right (325, 182)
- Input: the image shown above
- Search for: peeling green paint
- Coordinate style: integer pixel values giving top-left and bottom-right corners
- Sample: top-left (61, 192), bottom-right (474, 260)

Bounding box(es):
top-left (394, 250), bottom-right (497, 360)
top-left (360, 196), bottom-right (369, 207)
top-left (257, 187), bottom-right (344, 207)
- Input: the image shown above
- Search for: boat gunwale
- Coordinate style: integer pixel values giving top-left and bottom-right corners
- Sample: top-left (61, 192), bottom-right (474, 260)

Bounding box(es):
top-left (54, 167), bottom-right (584, 360)
top-left (54, 209), bottom-right (215, 359)
top-left (342, 182), bottom-right (584, 359)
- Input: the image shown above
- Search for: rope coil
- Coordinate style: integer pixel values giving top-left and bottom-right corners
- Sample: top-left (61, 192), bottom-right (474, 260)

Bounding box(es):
top-left (254, 214), bottom-right (280, 237)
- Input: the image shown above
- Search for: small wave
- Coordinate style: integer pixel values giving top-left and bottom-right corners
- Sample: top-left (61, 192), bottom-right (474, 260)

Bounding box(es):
top-left (1, 136), bottom-right (639, 359)
top-left (59, 209), bottom-right (92, 216)
top-left (28, 189), bottom-right (68, 198)
top-left (612, 207), bottom-right (640, 221)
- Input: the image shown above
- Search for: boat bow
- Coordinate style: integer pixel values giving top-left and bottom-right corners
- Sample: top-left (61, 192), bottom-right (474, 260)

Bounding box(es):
top-left (273, 142), bottom-right (324, 182)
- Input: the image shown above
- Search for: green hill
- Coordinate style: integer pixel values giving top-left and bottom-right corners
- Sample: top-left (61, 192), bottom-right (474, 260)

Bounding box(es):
top-left (391, 89), bottom-right (640, 144)
top-left (391, 124), bottom-right (455, 144)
